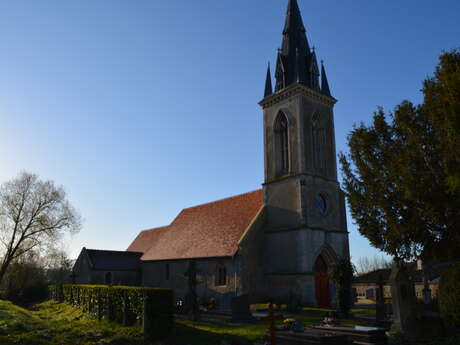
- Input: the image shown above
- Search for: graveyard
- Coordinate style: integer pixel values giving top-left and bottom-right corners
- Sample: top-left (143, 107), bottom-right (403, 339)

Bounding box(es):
top-left (0, 0), bottom-right (459, 344)
top-left (1, 286), bottom-right (457, 345)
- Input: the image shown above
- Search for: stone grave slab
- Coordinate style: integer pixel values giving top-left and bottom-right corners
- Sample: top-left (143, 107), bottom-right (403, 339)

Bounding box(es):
top-left (311, 325), bottom-right (388, 345)
top-left (276, 330), bottom-right (347, 345)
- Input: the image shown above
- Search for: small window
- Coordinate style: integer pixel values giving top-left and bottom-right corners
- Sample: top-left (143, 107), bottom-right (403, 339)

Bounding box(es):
top-left (315, 194), bottom-right (327, 215)
top-left (215, 265), bottom-right (227, 286)
top-left (105, 272), bottom-right (112, 285)
top-left (165, 263), bottom-right (170, 281)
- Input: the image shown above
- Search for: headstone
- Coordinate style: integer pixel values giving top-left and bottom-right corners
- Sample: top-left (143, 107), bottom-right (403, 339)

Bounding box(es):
top-left (290, 320), bottom-right (305, 333)
top-left (389, 263), bottom-right (418, 342)
top-left (231, 294), bottom-right (254, 322)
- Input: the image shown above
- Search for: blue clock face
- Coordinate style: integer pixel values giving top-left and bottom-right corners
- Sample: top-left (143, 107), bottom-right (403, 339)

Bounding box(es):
top-left (315, 194), bottom-right (327, 215)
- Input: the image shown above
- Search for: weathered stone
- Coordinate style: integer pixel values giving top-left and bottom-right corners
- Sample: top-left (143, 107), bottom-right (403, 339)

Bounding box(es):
top-left (276, 330), bottom-right (347, 345)
top-left (312, 325), bottom-right (388, 345)
top-left (290, 320), bottom-right (305, 333)
top-left (231, 294), bottom-right (254, 322)
top-left (389, 263), bottom-right (418, 342)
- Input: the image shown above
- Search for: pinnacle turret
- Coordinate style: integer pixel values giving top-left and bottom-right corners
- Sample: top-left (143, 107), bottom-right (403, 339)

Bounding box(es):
top-left (321, 61), bottom-right (331, 97)
top-left (264, 63), bottom-right (273, 97)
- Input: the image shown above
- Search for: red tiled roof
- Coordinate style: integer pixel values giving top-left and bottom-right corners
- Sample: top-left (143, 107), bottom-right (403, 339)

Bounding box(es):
top-left (127, 226), bottom-right (169, 253)
top-left (133, 189), bottom-right (263, 261)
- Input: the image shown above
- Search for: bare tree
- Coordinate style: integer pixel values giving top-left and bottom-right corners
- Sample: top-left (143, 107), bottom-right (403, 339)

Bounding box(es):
top-left (355, 256), bottom-right (392, 275)
top-left (0, 172), bottom-right (81, 284)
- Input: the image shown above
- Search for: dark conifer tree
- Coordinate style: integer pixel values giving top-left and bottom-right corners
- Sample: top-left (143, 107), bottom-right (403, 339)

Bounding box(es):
top-left (340, 50), bottom-right (460, 261)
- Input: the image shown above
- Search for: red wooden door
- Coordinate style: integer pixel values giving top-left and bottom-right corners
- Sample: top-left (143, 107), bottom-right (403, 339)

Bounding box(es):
top-left (314, 255), bottom-right (331, 307)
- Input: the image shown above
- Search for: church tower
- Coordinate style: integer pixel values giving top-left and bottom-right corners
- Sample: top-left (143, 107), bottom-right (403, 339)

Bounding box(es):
top-left (259, 0), bottom-right (349, 306)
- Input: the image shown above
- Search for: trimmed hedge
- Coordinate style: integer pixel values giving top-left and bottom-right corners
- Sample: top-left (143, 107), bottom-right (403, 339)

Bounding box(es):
top-left (49, 284), bottom-right (173, 339)
top-left (438, 264), bottom-right (460, 329)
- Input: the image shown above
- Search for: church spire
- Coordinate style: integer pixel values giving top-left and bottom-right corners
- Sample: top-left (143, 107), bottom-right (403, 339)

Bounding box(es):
top-left (264, 62), bottom-right (273, 97)
top-left (270, 0), bottom-right (331, 95)
top-left (321, 61), bottom-right (332, 97)
top-left (275, 0), bottom-right (310, 91)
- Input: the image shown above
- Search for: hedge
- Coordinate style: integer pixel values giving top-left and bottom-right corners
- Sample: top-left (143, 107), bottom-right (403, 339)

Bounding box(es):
top-left (49, 284), bottom-right (174, 340)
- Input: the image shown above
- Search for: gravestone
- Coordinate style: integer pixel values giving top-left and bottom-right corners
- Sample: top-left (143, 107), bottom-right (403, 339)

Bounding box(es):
top-left (389, 263), bottom-right (418, 342)
top-left (291, 320), bottom-right (305, 333)
top-left (231, 294), bottom-right (254, 322)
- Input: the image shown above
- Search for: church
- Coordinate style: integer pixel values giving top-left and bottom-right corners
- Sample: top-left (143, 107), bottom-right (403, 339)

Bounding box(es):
top-left (72, 0), bottom-right (350, 309)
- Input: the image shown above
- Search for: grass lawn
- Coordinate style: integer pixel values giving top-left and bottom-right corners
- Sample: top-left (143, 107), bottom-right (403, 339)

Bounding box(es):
top-left (0, 299), bottom-right (145, 345)
top-left (0, 299), bottom-right (365, 345)
top-left (174, 315), bottom-right (332, 345)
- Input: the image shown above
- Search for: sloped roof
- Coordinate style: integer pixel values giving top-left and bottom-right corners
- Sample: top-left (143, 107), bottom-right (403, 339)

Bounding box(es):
top-left (353, 268), bottom-right (391, 284)
top-left (353, 261), bottom-right (457, 284)
top-left (85, 249), bottom-right (142, 271)
top-left (129, 189), bottom-right (263, 261)
top-left (127, 226), bottom-right (169, 253)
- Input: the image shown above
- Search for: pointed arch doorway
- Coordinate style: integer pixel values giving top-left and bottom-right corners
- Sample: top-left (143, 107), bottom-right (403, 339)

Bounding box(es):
top-left (314, 255), bottom-right (331, 307)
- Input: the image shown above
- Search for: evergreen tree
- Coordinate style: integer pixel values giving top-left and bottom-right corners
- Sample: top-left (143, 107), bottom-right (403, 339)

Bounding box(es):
top-left (340, 50), bottom-right (460, 261)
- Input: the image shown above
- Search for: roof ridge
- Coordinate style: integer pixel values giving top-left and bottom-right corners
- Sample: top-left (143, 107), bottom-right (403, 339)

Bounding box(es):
top-left (180, 189), bottom-right (262, 211)
top-left (86, 248), bottom-right (142, 254)
top-left (139, 225), bottom-right (170, 233)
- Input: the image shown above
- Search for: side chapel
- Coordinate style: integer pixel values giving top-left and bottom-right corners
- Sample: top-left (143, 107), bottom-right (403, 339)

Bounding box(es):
top-left (73, 0), bottom-right (349, 309)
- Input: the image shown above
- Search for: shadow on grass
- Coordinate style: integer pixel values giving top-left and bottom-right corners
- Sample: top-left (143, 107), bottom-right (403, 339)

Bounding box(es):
top-left (172, 319), bottom-right (265, 345)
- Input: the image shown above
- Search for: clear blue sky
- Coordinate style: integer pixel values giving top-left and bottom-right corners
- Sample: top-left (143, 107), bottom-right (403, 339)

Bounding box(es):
top-left (0, 0), bottom-right (458, 263)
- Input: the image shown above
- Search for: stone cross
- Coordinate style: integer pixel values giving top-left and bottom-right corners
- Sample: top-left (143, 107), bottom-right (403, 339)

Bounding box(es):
top-left (389, 262), bottom-right (418, 342)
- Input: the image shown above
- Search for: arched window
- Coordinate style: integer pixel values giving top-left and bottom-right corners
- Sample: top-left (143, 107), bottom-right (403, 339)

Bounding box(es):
top-left (215, 264), bottom-right (227, 286)
top-left (275, 112), bottom-right (289, 176)
top-left (105, 272), bottom-right (112, 285)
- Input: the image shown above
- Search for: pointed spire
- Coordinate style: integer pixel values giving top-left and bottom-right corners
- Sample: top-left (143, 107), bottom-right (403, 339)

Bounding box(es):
top-left (272, 0), bottom-right (330, 93)
top-left (321, 60), bottom-right (332, 97)
top-left (264, 62), bottom-right (273, 97)
top-left (277, 0), bottom-right (310, 89)
top-left (283, 0), bottom-right (305, 35)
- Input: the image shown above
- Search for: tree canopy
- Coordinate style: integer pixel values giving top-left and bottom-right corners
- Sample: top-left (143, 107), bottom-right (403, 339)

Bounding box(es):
top-left (340, 50), bottom-right (460, 262)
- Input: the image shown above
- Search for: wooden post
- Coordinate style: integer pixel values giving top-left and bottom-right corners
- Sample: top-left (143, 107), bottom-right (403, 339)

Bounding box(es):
top-left (260, 303), bottom-right (283, 344)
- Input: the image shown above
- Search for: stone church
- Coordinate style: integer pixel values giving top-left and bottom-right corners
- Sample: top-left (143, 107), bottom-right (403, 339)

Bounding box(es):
top-left (73, 0), bottom-right (349, 309)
